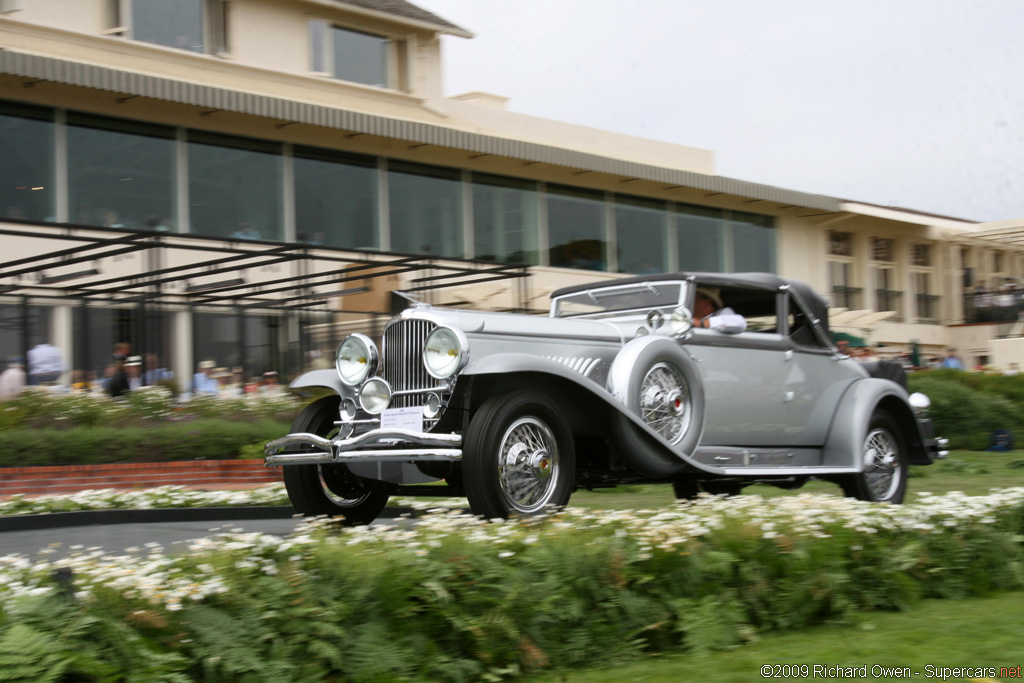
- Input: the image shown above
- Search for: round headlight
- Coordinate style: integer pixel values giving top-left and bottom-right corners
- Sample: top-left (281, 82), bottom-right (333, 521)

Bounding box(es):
top-left (336, 334), bottom-right (378, 386)
top-left (423, 327), bottom-right (467, 379)
top-left (359, 377), bottom-right (392, 414)
top-left (669, 306), bottom-right (694, 336)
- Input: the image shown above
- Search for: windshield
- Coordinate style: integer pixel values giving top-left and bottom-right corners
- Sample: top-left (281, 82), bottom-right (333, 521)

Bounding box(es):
top-left (552, 283), bottom-right (684, 318)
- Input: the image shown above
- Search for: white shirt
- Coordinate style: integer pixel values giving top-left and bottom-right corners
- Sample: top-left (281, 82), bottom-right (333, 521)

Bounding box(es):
top-left (26, 344), bottom-right (65, 375)
top-left (0, 366), bottom-right (25, 398)
top-left (704, 307), bottom-right (747, 334)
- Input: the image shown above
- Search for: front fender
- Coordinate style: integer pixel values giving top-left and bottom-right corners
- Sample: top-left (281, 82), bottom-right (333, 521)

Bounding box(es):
top-left (822, 378), bottom-right (928, 469)
top-left (288, 369), bottom-right (354, 399)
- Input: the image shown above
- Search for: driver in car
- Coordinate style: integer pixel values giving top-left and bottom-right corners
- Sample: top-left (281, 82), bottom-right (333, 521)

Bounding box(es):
top-left (693, 287), bottom-right (747, 334)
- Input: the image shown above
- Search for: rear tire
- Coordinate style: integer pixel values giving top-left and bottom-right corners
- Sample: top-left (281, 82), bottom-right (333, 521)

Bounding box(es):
top-left (463, 391), bottom-right (575, 519)
top-left (281, 396), bottom-right (389, 524)
top-left (840, 411), bottom-right (907, 504)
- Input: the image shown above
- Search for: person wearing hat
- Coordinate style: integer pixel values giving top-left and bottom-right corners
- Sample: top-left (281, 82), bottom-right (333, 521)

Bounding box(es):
top-left (125, 355), bottom-right (143, 390)
top-left (192, 360), bottom-right (220, 396)
top-left (693, 287), bottom-right (746, 334)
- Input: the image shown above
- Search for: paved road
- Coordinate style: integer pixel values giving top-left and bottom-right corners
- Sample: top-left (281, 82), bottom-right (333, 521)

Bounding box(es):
top-left (0, 517), bottom-right (312, 558)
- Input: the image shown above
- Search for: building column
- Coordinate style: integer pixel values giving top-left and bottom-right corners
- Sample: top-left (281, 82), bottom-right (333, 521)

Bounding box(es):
top-left (173, 309), bottom-right (192, 394)
top-left (52, 305), bottom-right (72, 384)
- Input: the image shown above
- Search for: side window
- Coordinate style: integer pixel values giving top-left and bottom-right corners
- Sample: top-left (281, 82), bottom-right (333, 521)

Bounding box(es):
top-left (787, 295), bottom-right (826, 348)
top-left (717, 287), bottom-right (778, 333)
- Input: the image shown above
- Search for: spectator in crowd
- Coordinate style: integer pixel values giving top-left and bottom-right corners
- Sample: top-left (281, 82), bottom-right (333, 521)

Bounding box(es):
top-left (0, 357), bottom-right (26, 399)
top-left (144, 353), bottom-right (173, 386)
top-left (70, 370), bottom-right (91, 393)
top-left (941, 347), bottom-right (964, 370)
top-left (106, 357), bottom-right (130, 398)
top-left (1005, 362), bottom-right (1021, 377)
top-left (26, 341), bottom-right (65, 385)
top-left (125, 356), bottom-right (143, 390)
top-left (222, 367), bottom-right (246, 396)
top-left (260, 370), bottom-right (283, 394)
top-left (192, 360), bottom-right (220, 395)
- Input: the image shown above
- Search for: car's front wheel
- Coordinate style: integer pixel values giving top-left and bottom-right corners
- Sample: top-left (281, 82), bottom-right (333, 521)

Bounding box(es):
top-left (281, 396), bottom-right (389, 524)
top-left (840, 411), bottom-right (907, 504)
top-left (463, 391), bottom-right (575, 519)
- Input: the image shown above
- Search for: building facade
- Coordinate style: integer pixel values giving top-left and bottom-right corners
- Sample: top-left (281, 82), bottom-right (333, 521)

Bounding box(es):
top-left (0, 0), bottom-right (1021, 387)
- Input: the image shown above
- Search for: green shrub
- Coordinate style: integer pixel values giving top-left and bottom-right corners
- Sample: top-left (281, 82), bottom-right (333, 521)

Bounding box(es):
top-left (0, 419), bottom-right (290, 467)
top-left (908, 374), bottom-right (1023, 450)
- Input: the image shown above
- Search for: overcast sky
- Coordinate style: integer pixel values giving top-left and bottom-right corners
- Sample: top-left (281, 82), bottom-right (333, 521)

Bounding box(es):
top-left (419, 0), bottom-right (1024, 223)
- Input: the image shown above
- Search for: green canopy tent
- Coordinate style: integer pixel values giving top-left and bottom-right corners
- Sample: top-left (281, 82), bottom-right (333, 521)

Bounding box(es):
top-left (830, 331), bottom-right (868, 347)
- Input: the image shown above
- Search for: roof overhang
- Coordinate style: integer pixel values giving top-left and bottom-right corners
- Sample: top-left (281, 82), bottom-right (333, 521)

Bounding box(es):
top-left (0, 49), bottom-right (842, 214)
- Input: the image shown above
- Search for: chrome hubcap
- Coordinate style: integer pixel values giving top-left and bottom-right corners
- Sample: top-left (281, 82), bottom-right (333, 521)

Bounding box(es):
top-left (498, 417), bottom-right (559, 513)
top-left (863, 427), bottom-right (900, 500)
top-left (640, 362), bottom-right (691, 444)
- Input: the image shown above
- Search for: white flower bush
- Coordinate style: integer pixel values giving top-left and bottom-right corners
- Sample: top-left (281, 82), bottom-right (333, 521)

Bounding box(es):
top-left (1, 488), bottom-right (1022, 614)
top-left (0, 484), bottom-right (290, 516)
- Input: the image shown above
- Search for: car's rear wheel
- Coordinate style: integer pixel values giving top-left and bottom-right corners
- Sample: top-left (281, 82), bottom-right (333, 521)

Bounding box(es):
top-left (281, 396), bottom-right (389, 524)
top-left (463, 391), bottom-right (575, 519)
top-left (840, 411), bottom-right (907, 504)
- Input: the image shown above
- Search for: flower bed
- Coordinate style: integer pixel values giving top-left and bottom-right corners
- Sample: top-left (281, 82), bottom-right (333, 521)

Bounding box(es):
top-left (0, 483), bottom-right (291, 516)
top-left (1, 490), bottom-right (1023, 681)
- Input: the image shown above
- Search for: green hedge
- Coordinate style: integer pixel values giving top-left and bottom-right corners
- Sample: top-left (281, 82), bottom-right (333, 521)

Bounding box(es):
top-left (908, 370), bottom-right (1024, 450)
top-left (0, 493), bottom-right (1022, 682)
top-left (0, 419), bottom-right (290, 467)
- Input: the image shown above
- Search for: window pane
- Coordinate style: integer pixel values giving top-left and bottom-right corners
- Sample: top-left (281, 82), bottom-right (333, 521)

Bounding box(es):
top-left (0, 304), bottom-right (52, 368)
top-left (332, 26), bottom-right (387, 87)
top-left (547, 186), bottom-right (605, 271)
top-left (472, 174), bottom-right (539, 264)
top-left (133, 0), bottom-right (204, 52)
top-left (388, 161), bottom-right (462, 257)
top-left (67, 113), bottom-right (175, 231)
top-left (676, 205), bottom-right (723, 272)
top-left (0, 102), bottom-right (54, 222)
top-left (615, 196), bottom-right (667, 274)
top-left (829, 230), bottom-right (853, 256)
top-left (193, 311), bottom-right (276, 382)
top-left (732, 211), bottom-right (775, 272)
top-left (188, 132), bottom-right (283, 240)
top-left (294, 147), bottom-right (378, 249)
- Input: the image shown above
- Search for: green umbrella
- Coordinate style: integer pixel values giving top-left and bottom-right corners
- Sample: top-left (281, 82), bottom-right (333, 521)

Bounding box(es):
top-left (831, 331), bottom-right (867, 347)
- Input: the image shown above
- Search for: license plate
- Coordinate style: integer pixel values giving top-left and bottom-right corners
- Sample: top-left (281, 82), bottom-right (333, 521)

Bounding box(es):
top-left (381, 406), bottom-right (423, 432)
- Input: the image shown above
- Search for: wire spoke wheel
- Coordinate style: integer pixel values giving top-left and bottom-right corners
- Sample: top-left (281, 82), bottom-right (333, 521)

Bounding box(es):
top-left (640, 362), bottom-right (691, 445)
top-left (498, 417), bottom-right (560, 513)
top-left (464, 391), bottom-right (575, 519)
top-left (863, 427), bottom-right (900, 501)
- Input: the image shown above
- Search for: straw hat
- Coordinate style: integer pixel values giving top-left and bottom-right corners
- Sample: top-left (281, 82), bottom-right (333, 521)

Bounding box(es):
top-left (696, 287), bottom-right (724, 310)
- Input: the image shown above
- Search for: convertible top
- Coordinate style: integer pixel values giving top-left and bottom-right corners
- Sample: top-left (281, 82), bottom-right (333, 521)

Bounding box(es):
top-left (551, 272), bottom-right (832, 334)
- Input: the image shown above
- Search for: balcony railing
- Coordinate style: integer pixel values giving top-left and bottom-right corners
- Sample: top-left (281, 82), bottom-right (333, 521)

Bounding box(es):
top-left (963, 287), bottom-right (1024, 324)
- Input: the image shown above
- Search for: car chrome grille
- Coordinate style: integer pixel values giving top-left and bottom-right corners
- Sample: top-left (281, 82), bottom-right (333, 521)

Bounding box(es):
top-left (381, 319), bottom-right (445, 411)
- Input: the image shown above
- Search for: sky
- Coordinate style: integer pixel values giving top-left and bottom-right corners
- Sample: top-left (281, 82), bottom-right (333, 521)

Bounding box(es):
top-left (418, 0), bottom-right (1024, 223)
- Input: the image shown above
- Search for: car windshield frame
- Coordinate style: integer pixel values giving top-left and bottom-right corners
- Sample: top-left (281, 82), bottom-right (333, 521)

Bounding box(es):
top-left (551, 281), bottom-right (687, 318)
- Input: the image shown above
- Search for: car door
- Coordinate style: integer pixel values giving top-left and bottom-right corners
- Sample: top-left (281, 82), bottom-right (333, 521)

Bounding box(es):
top-left (685, 288), bottom-right (793, 447)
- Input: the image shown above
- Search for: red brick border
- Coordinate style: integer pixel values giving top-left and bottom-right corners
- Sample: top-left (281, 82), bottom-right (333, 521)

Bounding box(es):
top-left (0, 460), bottom-right (283, 497)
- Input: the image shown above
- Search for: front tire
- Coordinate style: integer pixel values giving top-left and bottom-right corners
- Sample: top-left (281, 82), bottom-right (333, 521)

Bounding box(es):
top-left (463, 391), bottom-right (575, 519)
top-left (841, 411), bottom-right (908, 503)
top-left (281, 396), bottom-right (389, 524)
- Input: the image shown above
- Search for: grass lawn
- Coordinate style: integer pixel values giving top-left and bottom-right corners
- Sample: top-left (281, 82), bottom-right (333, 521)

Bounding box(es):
top-left (569, 450), bottom-right (1024, 511)
top-left (523, 591), bottom-right (1024, 682)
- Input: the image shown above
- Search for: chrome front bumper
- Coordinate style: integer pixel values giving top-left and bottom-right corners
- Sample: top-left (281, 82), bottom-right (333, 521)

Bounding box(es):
top-left (264, 427), bottom-right (463, 467)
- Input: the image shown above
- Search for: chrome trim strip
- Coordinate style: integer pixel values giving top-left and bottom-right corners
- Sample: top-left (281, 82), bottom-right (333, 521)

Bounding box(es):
top-left (265, 428), bottom-right (462, 459)
top-left (266, 449), bottom-right (462, 466)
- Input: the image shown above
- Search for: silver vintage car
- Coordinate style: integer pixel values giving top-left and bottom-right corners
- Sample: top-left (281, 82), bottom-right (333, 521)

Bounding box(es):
top-left (265, 272), bottom-right (947, 523)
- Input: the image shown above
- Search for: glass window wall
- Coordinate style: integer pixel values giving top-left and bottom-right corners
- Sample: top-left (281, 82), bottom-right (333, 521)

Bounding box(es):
top-left (388, 161), bottom-right (462, 258)
top-left (547, 185), bottom-right (605, 271)
top-left (188, 132), bottom-right (283, 241)
top-left (0, 303), bottom-right (51, 370)
top-left (615, 196), bottom-right (668, 274)
top-left (731, 211), bottom-right (775, 272)
top-left (676, 205), bottom-right (724, 272)
top-left (0, 101), bottom-right (53, 222)
top-left (472, 174), bottom-right (539, 264)
top-left (67, 113), bottom-right (176, 231)
top-left (294, 147), bottom-right (378, 249)
top-left (132, 0), bottom-right (205, 53)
